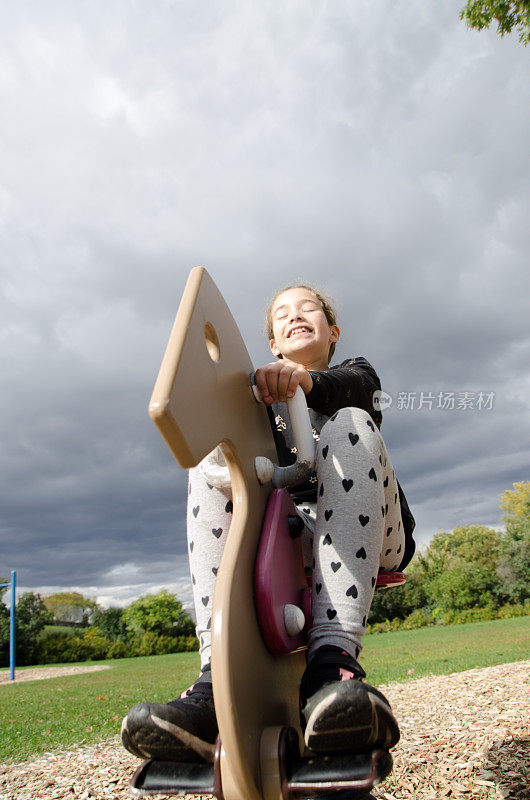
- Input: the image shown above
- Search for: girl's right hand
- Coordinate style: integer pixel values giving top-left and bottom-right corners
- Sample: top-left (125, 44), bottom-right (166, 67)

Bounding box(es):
top-left (254, 360), bottom-right (313, 405)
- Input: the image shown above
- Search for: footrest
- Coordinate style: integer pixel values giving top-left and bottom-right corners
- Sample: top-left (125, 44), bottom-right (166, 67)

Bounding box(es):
top-left (287, 749), bottom-right (393, 797)
top-left (130, 758), bottom-right (219, 797)
top-left (130, 743), bottom-right (391, 798)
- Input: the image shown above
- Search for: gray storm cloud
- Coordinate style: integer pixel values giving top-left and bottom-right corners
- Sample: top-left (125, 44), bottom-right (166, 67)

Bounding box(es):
top-left (1, 1), bottom-right (528, 607)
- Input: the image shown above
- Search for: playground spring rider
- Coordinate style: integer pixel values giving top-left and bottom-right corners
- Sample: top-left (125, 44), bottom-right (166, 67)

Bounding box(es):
top-left (130, 268), bottom-right (405, 800)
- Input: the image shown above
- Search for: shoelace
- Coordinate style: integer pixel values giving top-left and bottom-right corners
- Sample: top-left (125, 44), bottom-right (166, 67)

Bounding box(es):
top-left (301, 646), bottom-right (366, 705)
top-left (178, 667), bottom-right (214, 703)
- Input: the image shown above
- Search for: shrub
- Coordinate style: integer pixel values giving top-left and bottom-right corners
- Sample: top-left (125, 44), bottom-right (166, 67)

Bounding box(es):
top-left (174, 636), bottom-right (199, 652)
top-left (366, 602), bottom-right (529, 634)
top-left (39, 626), bottom-right (77, 641)
top-left (401, 609), bottom-right (435, 629)
top-left (80, 628), bottom-right (112, 660)
top-left (106, 640), bottom-right (131, 659)
top-left (137, 632), bottom-right (199, 656)
top-left (496, 600), bottom-right (530, 619)
top-left (37, 628), bottom-right (113, 663)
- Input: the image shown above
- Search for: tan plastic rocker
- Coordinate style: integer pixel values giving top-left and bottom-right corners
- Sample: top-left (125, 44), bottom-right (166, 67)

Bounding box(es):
top-left (130, 267), bottom-right (396, 800)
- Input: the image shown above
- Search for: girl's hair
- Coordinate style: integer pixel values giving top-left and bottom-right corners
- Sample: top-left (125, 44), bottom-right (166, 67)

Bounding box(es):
top-left (265, 284), bottom-right (338, 362)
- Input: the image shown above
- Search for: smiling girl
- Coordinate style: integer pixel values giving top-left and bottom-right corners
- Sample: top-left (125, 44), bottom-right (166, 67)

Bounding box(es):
top-left (121, 283), bottom-right (415, 763)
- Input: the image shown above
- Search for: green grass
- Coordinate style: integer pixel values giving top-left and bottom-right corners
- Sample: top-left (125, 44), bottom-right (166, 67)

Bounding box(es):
top-left (0, 652), bottom-right (200, 763)
top-left (40, 625), bottom-right (81, 639)
top-left (1, 616), bottom-right (528, 764)
top-left (361, 615), bottom-right (530, 684)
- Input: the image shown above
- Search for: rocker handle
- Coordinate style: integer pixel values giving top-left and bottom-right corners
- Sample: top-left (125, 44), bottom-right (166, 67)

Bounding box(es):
top-left (251, 378), bottom-right (316, 488)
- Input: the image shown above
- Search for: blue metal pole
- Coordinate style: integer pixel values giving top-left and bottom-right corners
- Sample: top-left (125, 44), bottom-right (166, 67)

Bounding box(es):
top-left (10, 571), bottom-right (15, 681)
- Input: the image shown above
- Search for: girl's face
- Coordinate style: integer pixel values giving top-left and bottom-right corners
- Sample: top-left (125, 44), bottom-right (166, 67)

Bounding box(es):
top-left (269, 287), bottom-right (339, 368)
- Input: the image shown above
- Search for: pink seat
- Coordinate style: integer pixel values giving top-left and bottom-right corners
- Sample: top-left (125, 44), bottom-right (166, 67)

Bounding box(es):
top-left (376, 570), bottom-right (406, 588)
top-left (255, 489), bottom-right (309, 654)
top-left (255, 489), bottom-right (406, 655)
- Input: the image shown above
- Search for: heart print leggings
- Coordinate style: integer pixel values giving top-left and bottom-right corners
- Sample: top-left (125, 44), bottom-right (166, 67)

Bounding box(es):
top-left (186, 407), bottom-right (405, 669)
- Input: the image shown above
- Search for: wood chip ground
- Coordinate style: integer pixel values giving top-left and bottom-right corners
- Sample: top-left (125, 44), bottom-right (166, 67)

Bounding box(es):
top-left (1, 660), bottom-right (528, 800)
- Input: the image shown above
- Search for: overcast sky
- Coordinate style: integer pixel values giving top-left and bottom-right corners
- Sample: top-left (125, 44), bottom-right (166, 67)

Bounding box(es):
top-left (1, 1), bottom-right (529, 613)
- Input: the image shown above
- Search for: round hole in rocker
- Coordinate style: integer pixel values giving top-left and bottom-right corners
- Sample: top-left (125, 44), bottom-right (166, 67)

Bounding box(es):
top-left (204, 322), bottom-right (221, 362)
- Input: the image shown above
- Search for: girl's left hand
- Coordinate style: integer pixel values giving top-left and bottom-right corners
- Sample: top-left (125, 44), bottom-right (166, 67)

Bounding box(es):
top-left (254, 360), bottom-right (313, 405)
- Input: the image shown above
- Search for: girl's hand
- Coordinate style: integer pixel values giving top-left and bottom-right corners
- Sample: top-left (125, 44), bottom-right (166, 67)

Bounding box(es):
top-left (254, 360), bottom-right (313, 405)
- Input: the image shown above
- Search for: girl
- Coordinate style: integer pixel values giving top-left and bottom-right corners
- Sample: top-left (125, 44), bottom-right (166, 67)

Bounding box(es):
top-left (121, 284), bottom-right (415, 762)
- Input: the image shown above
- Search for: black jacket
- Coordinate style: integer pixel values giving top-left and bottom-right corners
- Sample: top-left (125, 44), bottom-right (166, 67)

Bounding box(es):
top-left (267, 357), bottom-right (416, 571)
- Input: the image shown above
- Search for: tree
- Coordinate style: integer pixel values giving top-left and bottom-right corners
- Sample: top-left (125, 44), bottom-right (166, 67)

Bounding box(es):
top-left (43, 591), bottom-right (98, 625)
top-left (0, 581), bottom-right (13, 667)
top-left (368, 558), bottom-right (428, 623)
top-left (460, 1), bottom-right (530, 45)
top-left (123, 590), bottom-right (195, 637)
top-left (14, 592), bottom-right (53, 666)
top-left (497, 517), bottom-right (530, 603)
top-left (0, 594), bottom-right (9, 667)
top-left (91, 606), bottom-right (128, 641)
top-left (497, 481), bottom-right (530, 603)
top-left (425, 524), bottom-right (502, 567)
top-left (371, 481), bottom-right (530, 625)
top-left (415, 525), bottom-right (504, 613)
top-left (500, 481), bottom-right (530, 522)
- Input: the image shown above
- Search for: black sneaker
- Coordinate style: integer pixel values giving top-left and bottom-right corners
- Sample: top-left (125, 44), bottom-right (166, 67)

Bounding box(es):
top-left (121, 665), bottom-right (218, 763)
top-left (300, 646), bottom-right (400, 753)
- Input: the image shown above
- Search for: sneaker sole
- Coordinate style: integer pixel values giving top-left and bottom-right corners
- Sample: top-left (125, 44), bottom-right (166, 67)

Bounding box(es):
top-left (303, 681), bottom-right (400, 753)
top-left (121, 704), bottom-right (216, 763)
